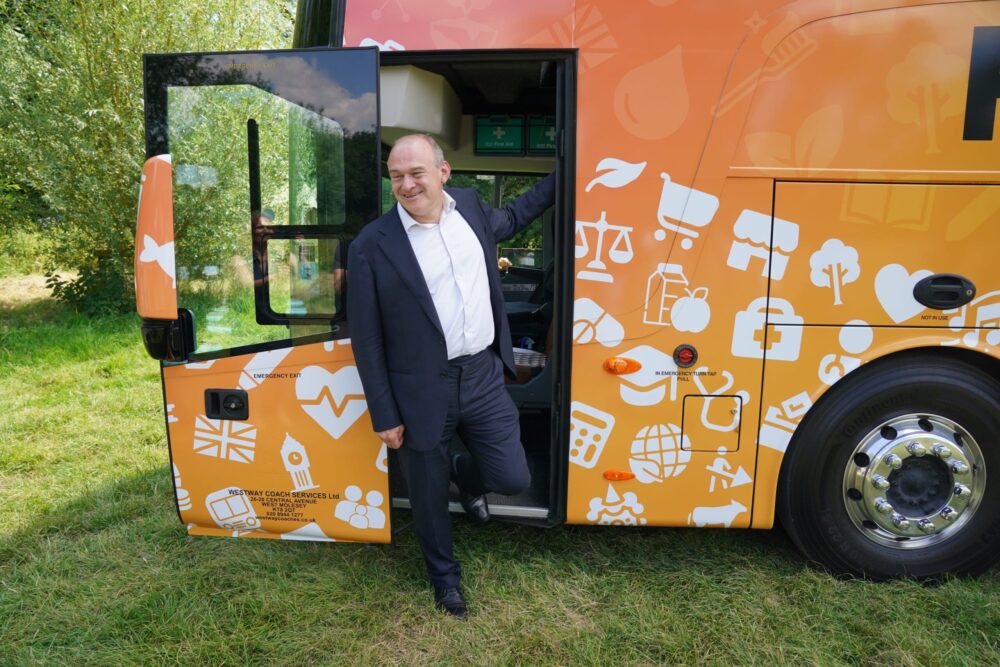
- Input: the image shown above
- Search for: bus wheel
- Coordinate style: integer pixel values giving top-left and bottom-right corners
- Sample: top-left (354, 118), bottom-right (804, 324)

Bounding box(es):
top-left (778, 355), bottom-right (1000, 579)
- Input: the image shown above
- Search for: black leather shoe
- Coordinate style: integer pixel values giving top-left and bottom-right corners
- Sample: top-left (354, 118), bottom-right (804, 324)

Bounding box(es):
top-left (434, 586), bottom-right (468, 620)
top-left (459, 491), bottom-right (490, 523)
top-left (451, 454), bottom-right (489, 523)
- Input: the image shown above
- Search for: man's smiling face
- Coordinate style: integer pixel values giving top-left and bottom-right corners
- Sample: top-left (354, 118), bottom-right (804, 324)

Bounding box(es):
top-left (387, 136), bottom-right (451, 224)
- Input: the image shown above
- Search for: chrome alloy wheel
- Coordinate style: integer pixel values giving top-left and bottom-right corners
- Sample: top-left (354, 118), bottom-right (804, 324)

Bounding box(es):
top-left (843, 414), bottom-right (985, 549)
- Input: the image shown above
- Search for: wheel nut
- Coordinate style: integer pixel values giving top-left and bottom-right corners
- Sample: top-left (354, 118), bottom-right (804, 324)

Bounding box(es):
top-left (941, 507), bottom-right (958, 522)
top-left (884, 454), bottom-right (903, 470)
top-left (932, 444), bottom-right (952, 459)
top-left (917, 519), bottom-right (936, 534)
top-left (871, 474), bottom-right (891, 491)
top-left (949, 459), bottom-right (970, 475)
top-left (954, 483), bottom-right (971, 498)
top-left (906, 441), bottom-right (927, 457)
top-left (874, 498), bottom-right (894, 515)
top-left (891, 513), bottom-right (911, 530)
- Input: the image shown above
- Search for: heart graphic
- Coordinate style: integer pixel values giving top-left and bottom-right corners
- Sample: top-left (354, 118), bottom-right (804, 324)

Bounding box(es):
top-left (296, 366), bottom-right (368, 440)
top-left (874, 264), bottom-right (932, 323)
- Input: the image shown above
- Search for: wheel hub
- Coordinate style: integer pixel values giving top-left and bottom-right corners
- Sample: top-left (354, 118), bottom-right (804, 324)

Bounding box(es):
top-left (843, 414), bottom-right (984, 549)
top-left (886, 456), bottom-right (950, 515)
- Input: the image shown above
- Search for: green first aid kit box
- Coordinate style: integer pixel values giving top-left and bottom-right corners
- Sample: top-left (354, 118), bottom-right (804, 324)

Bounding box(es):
top-left (474, 115), bottom-right (524, 155)
top-left (527, 115), bottom-right (557, 155)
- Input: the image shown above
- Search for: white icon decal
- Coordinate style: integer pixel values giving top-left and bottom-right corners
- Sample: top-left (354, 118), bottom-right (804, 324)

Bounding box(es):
top-left (654, 173), bottom-right (720, 249)
top-left (629, 423), bottom-right (691, 483)
top-left (334, 485), bottom-right (386, 530)
top-left (759, 391), bottom-right (813, 453)
top-left (587, 484), bottom-right (647, 525)
top-left (358, 37), bottom-right (406, 51)
top-left (672, 288), bottom-right (712, 333)
top-left (183, 360), bottom-right (217, 370)
top-left (692, 368), bottom-right (750, 433)
top-left (809, 239), bottom-right (860, 306)
top-left (643, 263), bottom-right (688, 326)
top-left (569, 402), bottom-right (615, 469)
top-left (375, 442), bottom-right (389, 473)
top-left (193, 416), bottom-right (257, 464)
top-left (732, 297), bottom-right (803, 361)
top-left (238, 348), bottom-right (294, 390)
top-left (874, 263), bottom-right (932, 323)
top-left (687, 500), bottom-right (748, 528)
top-left (139, 234), bottom-right (176, 287)
top-left (706, 449), bottom-right (753, 493)
top-left (281, 522), bottom-right (335, 542)
top-left (728, 210), bottom-right (800, 280)
top-left (573, 298), bottom-right (625, 347)
top-left (296, 366), bottom-right (369, 440)
top-left (818, 320), bottom-right (873, 385)
top-left (205, 488), bottom-right (262, 536)
top-left (943, 290), bottom-right (1000, 350)
top-left (173, 464), bottom-right (192, 511)
top-left (585, 157), bottom-right (647, 192)
top-left (280, 434), bottom-right (319, 492)
top-left (166, 403), bottom-right (178, 424)
top-left (575, 211), bottom-right (635, 283)
top-left (323, 341), bottom-right (336, 352)
top-left (617, 345), bottom-right (679, 406)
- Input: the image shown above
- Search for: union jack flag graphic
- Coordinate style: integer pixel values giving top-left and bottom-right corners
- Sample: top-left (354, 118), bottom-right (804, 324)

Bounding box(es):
top-left (193, 416), bottom-right (257, 464)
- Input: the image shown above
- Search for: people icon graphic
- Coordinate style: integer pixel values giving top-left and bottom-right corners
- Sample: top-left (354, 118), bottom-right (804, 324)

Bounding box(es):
top-left (334, 485), bottom-right (386, 530)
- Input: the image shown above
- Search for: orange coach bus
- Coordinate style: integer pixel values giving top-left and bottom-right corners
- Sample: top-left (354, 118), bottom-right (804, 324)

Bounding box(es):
top-left (135, 0), bottom-right (1000, 578)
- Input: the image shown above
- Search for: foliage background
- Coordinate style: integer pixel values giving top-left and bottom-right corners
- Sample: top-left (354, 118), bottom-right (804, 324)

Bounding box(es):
top-left (0, 0), bottom-right (295, 314)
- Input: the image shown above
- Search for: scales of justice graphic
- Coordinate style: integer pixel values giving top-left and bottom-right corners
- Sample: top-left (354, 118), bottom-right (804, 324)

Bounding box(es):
top-left (575, 211), bottom-right (635, 283)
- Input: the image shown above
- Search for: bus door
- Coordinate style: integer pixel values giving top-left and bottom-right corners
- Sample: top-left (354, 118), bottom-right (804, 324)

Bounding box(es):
top-left (136, 48), bottom-right (392, 544)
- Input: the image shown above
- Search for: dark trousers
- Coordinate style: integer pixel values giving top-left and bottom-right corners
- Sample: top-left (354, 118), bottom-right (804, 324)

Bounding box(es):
top-left (396, 347), bottom-right (530, 588)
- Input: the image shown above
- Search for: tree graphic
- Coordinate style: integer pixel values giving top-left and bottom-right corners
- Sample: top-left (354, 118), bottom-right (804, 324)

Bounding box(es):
top-left (810, 239), bottom-right (860, 306)
top-left (886, 43), bottom-right (965, 154)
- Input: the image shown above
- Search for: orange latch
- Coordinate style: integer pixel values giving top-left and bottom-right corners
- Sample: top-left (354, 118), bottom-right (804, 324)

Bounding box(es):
top-left (603, 357), bottom-right (641, 374)
top-left (603, 470), bottom-right (636, 481)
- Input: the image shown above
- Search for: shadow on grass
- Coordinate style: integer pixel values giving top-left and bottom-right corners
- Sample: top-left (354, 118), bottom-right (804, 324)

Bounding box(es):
top-left (1, 455), bottom-right (808, 590)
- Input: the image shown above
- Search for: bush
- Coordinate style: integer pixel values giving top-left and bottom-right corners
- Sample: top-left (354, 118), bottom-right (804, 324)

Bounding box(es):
top-left (0, 0), bottom-right (293, 313)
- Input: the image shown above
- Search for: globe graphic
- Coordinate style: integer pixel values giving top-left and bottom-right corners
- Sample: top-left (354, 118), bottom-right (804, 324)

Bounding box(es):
top-left (629, 424), bottom-right (691, 482)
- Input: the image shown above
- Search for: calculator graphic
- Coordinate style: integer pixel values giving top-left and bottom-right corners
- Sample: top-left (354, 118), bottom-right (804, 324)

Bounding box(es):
top-left (569, 402), bottom-right (615, 469)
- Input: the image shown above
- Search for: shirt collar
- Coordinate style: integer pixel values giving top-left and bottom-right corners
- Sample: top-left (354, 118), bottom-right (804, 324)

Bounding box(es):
top-left (398, 191), bottom-right (457, 232)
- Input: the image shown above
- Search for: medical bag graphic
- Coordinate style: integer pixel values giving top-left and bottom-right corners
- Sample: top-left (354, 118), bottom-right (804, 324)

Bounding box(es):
top-left (731, 297), bottom-right (803, 361)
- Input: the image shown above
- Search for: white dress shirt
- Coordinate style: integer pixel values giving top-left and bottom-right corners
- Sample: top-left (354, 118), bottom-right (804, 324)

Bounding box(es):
top-left (399, 192), bottom-right (494, 360)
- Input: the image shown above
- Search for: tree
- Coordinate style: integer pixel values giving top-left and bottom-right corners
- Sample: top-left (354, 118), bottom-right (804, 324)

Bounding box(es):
top-left (886, 43), bottom-right (965, 155)
top-left (0, 0), bottom-right (293, 314)
top-left (809, 238), bottom-right (860, 306)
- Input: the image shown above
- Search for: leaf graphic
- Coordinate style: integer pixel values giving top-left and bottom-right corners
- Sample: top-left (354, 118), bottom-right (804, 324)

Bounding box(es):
top-left (585, 158), bottom-right (647, 192)
top-left (630, 458), bottom-right (663, 484)
top-left (744, 132), bottom-right (792, 167)
top-left (794, 105), bottom-right (843, 168)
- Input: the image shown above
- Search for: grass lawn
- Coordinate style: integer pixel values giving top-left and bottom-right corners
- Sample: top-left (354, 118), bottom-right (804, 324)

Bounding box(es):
top-left (2, 275), bottom-right (999, 666)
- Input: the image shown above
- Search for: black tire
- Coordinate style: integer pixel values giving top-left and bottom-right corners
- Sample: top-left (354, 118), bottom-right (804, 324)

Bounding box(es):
top-left (778, 353), bottom-right (1000, 579)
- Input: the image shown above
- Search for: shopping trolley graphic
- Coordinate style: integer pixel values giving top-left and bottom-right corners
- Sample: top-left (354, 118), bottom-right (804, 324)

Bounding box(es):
top-left (655, 173), bottom-right (720, 250)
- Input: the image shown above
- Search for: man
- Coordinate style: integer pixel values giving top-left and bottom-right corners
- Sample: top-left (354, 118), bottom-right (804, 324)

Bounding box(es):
top-left (347, 134), bottom-right (555, 619)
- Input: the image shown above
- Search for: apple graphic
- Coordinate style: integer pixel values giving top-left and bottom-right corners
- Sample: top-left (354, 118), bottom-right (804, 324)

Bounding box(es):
top-left (671, 287), bottom-right (711, 333)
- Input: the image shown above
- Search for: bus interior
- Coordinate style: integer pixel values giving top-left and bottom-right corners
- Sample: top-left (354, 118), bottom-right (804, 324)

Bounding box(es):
top-left (376, 52), bottom-right (574, 523)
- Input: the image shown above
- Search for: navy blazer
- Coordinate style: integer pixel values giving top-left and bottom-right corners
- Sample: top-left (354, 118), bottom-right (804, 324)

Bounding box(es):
top-left (347, 173), bottom-right (555, 450)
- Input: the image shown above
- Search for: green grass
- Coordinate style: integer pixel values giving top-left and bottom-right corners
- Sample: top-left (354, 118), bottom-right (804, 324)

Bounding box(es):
top-left (2, 275), bottom-right (999, 666)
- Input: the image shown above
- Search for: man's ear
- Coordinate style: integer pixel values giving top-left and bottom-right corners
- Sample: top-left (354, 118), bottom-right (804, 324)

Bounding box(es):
top-left (440, 160), bottom-right (452, 184)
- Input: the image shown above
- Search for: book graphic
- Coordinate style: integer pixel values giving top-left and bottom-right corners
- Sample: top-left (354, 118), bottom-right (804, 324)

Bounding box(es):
top-left (840, 184), bottom-right (934, 231)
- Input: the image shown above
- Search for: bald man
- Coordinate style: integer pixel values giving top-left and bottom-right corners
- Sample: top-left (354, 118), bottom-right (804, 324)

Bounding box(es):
top-left (347, 134), bottom-right (555, 619)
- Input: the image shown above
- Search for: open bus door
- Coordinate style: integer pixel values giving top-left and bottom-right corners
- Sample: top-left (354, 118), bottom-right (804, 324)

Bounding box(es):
top-left (136, 48), bottom-right (393, 544)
